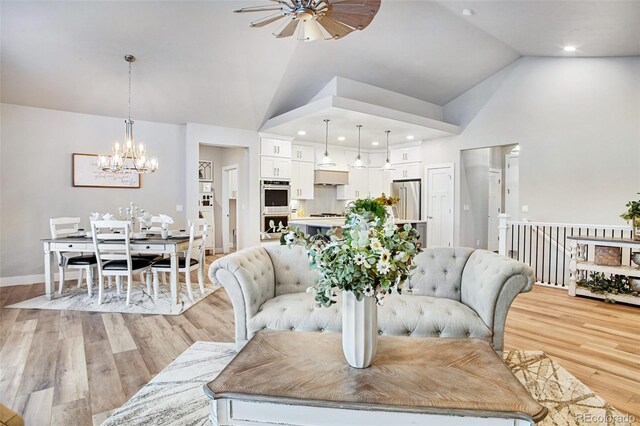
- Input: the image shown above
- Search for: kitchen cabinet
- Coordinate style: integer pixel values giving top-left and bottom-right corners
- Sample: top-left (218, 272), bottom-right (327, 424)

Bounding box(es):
top-left (392, 162), bottom-right (421, 180)
top-left (292, 144), bottom-right (315, 162)
top-left (368, 168), bottom-right (391, 198)
top-left (228, 168), bottom-right (238, 199)
top-left (337, 168), bottom-right (369, 200)
top-left (261, 157), bottom-right (291, 179)
top-left (291, 161), bottom-right (314, 200)
top-left (390, 145), bottom-right (421, 165)
top-left (261, 138), bottom-right (291, 158)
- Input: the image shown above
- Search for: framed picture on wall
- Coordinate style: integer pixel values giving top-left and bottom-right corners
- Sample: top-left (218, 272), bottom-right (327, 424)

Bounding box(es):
top-left (199, 160), bottom-right (213, 182)
top-left (72, 153), bottom-right (141, 188)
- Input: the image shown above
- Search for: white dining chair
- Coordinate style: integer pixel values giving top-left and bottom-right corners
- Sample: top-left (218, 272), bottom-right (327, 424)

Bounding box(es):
top-left (91, 220), bottom-right (153, 305)
top-left (151, 221), bottom-right (208, 301)
top-left (50, 217), bottom-right (97, 296)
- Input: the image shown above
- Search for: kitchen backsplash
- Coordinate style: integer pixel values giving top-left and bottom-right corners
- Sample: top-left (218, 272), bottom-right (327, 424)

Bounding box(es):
top-left (291, 185), bottom-right (350, 215)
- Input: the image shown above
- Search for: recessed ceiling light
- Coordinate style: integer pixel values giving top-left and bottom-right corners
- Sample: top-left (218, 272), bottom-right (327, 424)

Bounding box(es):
top-left (337, 136), bottom-right (346, 141)
top-left (371, 141), bottom-right (379, 146)
top-left (297, 130), bottom-right (306, 136)
top-left (406, 135), bottom-right (415, 140)
top-left (563, 46), bottom-right (577, 52)
top-left (462, 8), bottom-right (474, 16)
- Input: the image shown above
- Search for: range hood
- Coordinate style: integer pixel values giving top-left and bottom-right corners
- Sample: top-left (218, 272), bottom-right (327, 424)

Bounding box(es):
top-left (314, 169), bottom-right (349, 185)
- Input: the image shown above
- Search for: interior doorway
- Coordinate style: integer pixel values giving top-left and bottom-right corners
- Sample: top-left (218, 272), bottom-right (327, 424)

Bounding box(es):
top-left (487, 168), bottom-right (502, 251)
top-left (425, 163), bottom-right (454, 248)
top-left (222, 164), bottom-right (239, 254)
top-left (505, 151), bottom-right (520, 221)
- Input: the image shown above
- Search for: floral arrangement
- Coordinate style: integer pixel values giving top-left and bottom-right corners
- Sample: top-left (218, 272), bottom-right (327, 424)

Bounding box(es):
top-left (282, 198), bottom-right (422, 307)
top-left (374, 193), bottom-right (399, 206)
top-left (157, 214), bottom-right (174, 230)
top-left (578, 272), bottom-right (637, 303)
top-left (620, 195), bottom-right (640, 222)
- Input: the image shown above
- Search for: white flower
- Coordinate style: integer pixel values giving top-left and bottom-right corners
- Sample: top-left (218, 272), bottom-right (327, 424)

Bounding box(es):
top-left (363, 285), bottom-right (374, 297)
top-left (284, 232), bottom-right (295, 244)
top-left (158, 214), bottom-right (174, 224)
top-left (370, 238), bottom-right (383, 252)
top-left (377, 260), bottom-right (390, 274)
top-left (379, 248), bottom-right (391, 262)
top-left (102, 213), bottom-right (114, 220)
top-left (394, 251), bottom-right (407, 262)
top-left (354, 253), bottom-right (366, 265)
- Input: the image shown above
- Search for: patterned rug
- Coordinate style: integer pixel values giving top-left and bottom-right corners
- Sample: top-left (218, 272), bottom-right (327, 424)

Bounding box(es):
top-left (102, 343), bottom-right (636, 426)
top-left (6, 281), bottom-right (221, 315)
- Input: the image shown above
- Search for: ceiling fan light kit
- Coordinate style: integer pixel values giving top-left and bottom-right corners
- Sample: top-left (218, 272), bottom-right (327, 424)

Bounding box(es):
top-left (234, 0), bottom-right (381, 41)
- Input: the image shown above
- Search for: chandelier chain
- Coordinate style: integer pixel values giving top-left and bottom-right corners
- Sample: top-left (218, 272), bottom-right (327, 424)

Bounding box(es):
top-left (128, 59), bottom-right (132, 121)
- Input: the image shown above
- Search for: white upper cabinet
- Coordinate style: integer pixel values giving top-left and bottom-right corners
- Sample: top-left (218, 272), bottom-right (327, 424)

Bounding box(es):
top-left (261, 138), bottom-right (292, 158)
top-left (291, 161), bottom-right (314, 200)
top-left (391, 162), bottom-right (421, 180)
top-left (337, 168), bottom-right (369, 200)
top-left (368, 152), bottom-right (387, 168)
top-left (261, 157), bottom-right (291, 179)
top-left (369, 168), bottom-right (391, 198)
top-left (390, 145), bottom-right (421, 165)
top-left (292, 144), bottom-right (315, 162)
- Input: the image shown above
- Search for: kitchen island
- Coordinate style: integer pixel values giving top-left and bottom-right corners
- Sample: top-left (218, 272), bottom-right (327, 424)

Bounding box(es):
top-left (289, 217), bottom-right (427, 247)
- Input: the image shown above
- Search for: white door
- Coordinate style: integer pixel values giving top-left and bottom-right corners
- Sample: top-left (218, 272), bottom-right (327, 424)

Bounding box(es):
top-left (505, 154), bottom-right (520, 220)
top-left (425, 165), bottom-right (454, 248)
top-left (487, 169), bottom-right (502, 251)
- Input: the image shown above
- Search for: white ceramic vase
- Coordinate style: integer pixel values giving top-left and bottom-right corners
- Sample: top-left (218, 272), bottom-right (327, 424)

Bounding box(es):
top-left (342, 291), bottom-right (378, 368)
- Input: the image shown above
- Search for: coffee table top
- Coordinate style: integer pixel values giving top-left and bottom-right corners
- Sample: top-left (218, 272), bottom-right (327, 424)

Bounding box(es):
top-left (205, 330), bottom-right (547, 423)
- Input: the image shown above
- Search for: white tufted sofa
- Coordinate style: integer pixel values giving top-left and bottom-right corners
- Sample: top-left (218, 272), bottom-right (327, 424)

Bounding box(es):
top-left (209, 245), bottom-right (534, 351)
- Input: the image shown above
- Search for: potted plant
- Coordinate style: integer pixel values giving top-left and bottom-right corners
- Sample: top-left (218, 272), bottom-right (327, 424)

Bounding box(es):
top-left (281, 198), bottom-right (422, 368)
top-left (620, 195), bottom-right (640, 241)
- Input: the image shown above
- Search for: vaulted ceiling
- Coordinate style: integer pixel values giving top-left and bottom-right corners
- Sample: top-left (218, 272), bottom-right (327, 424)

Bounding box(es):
top-left (2, 1), bottom-right (638, 131)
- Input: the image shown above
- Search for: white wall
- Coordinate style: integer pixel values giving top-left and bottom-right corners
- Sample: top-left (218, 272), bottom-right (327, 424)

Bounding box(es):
top-left (422, 57), bottom-right (640, 246)
top-left (186, 123), bottom-right (261, 250)
top-left (0, 104), bottom-right (186, 280)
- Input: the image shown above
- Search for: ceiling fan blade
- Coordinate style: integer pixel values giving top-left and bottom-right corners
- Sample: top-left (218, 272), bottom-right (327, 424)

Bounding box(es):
top-left (317, 16), bottom-right (353, 39)
top-left (251, 12), bottom-right (289, 27)
top-left (234, 5), bottom-right (287, 13)
top-left (326, 11), bottom-right (376, 29)
top-left (273, 18), bottom-right (299, 38)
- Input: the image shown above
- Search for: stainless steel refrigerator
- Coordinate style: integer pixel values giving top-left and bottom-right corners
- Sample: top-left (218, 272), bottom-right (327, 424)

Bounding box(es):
top-left (391, 180), bottom-right (421, 220)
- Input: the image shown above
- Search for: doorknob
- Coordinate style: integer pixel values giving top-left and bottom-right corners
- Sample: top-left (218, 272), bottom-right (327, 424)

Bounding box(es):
top-left (427, 216), bottom-right (433, 219)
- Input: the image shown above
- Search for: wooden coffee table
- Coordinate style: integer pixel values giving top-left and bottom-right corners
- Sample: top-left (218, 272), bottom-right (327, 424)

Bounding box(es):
top-left (204, 330), bottom-right (547, 426)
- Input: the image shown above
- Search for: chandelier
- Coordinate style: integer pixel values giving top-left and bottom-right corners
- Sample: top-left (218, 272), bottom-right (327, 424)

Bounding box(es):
top-left (99, 55), bottom-right (158, 174)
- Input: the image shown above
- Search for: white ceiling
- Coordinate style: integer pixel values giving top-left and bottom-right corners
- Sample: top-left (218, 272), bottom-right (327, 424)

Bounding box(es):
top-left (1, 1), bottom-right (638, 134)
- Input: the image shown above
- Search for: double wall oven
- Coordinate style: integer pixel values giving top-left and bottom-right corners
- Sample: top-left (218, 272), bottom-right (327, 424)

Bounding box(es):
top-left (261, 180), bottom-right (290, 239)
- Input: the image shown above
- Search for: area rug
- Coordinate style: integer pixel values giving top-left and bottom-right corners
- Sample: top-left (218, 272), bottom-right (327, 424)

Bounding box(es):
top-left (6, 281), bottom-right (221, 315)
top-left (102, 343), bottom-right (636, 426)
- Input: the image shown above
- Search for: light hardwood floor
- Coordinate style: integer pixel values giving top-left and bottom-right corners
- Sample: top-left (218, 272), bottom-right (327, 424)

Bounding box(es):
top-left (0, 261), bottom-right (638, 425)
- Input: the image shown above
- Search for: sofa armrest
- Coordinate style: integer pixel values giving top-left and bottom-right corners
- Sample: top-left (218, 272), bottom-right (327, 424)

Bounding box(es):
top-left (460, 250), bottom-right (534, 351)
top-left (208, 247), bottom-right (275, 342)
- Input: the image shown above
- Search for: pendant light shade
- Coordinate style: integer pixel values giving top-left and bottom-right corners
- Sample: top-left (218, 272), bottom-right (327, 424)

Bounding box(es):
top-left (352, 124), bottom-right (367, 169)
top-left (318, 119), bottom-right (336, 167)
top-left (382, 130), bottom-right (395, 171)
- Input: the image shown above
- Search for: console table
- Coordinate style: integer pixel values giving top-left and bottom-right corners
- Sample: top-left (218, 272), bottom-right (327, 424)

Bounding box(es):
top-left (568, 236), bottom-right (640, 305)
top-left (204, 330), bottom-right (547, 425)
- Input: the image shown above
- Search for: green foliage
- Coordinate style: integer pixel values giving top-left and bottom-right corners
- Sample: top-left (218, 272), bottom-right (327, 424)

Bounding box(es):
top-left (281, 198), bottom-right (422, 307)
top-left (620, 195), bottom-right (640, 222)
top-left (578, 272), bottom-right (637, 303)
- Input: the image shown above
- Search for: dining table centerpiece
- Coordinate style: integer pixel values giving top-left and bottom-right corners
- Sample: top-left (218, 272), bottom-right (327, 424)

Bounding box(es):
top-left (281, 198), bottom-right (422, 368)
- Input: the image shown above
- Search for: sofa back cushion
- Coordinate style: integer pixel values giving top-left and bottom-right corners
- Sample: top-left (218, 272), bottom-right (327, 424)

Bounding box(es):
top-left (265, 245), bottom-right (318, 296)
top-left (405, 247), bottom-right (474, 301)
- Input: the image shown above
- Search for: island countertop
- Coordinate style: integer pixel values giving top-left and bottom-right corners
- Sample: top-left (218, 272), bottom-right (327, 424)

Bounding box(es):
top-left (289, 218), bottom-right (427, 228)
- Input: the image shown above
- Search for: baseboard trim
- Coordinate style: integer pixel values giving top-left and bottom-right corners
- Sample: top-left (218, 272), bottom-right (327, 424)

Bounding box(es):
top-left (0, 270), bottom-right (82, 287)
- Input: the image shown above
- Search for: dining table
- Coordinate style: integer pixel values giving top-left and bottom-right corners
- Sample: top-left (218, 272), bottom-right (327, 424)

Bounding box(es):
top-left (41, 234), bottom-right (203, 306)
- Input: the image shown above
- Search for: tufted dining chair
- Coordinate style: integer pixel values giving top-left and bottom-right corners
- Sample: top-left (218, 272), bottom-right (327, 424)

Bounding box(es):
top-left (50, 217), bottom-right (97, 297)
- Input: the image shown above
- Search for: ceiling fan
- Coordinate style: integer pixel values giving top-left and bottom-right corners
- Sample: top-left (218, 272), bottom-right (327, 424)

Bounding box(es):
top-left (234, 0), bottom-right (381, 41)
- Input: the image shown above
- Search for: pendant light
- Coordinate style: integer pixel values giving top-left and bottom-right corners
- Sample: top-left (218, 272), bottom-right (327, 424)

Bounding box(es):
top-left (382, 130), bottom-right (395, 171)
top-left (318, 119), bottom-right (336, 167)
top-left (352, 124), bottom-right (367, 169)
top-left (99, 55), bottom-right (158, 174)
